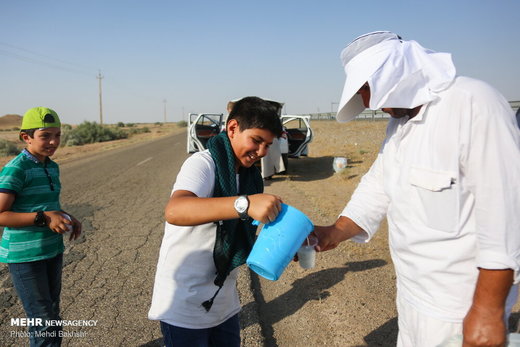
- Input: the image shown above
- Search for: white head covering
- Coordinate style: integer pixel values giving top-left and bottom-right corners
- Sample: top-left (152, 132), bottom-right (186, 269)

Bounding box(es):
top-left (336, 31), bottom-right (456, 122)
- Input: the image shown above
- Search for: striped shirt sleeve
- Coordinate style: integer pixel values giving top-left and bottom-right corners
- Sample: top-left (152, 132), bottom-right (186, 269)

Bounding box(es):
top-left (0, 165), bottom-right (25, 194)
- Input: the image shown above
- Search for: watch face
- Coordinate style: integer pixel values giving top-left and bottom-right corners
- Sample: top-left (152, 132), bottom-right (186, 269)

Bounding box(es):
top-left (235, 196), bottom-right (248, 213)
top-left (34, 211), bottom-right (46, 227)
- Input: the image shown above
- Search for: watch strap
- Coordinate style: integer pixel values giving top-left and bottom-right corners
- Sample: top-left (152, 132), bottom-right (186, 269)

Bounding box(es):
top-left (34, 211), bottom-right (47, 227)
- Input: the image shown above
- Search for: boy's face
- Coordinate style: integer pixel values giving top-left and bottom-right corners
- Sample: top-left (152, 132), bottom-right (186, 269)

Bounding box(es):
top-left (227, 119), bottom-right (276, 170)
top-left (21, 127), bottom-right (61, 161)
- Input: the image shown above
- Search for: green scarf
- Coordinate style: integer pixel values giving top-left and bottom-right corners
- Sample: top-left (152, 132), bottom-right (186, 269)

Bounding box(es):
top-left (203, 131), bottom-right (263, 311)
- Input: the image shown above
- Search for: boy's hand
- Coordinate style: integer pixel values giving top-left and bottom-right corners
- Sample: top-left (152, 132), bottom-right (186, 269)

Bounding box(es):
top-left (247, 194), bottom-right (283, 224)
top-left (46, 211), bottom-right (81, 240)
top-left (67, 214), bottom-right (83, 241)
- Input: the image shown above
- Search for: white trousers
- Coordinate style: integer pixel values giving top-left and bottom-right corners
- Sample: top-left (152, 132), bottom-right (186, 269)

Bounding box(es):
top-left (396, 294), bottom-right (462, 347)
top-left (396, 284), bottom-right (519, 347)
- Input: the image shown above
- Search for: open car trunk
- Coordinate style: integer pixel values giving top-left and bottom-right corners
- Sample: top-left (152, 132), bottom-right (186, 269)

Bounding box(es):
top-left (186, 113), bottom-right (312, 171)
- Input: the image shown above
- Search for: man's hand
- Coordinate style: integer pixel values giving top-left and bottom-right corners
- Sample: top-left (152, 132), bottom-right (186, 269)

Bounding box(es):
top-left (463, 268), bottom-right (513, 347)
top-left (314, 225), bottom-right (342, 252)
top-left (314, 216), bottom-right (365, 252)
top-left (463, 304), bottom-right (506, 347)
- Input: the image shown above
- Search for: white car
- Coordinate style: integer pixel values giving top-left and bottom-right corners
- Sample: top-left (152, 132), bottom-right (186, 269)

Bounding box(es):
top-left (186, 113), bottom-right (224, 153)
top-left (280, 115), bottom-right (312, 158)
top-left (186, 112), bottom-right (313, 171)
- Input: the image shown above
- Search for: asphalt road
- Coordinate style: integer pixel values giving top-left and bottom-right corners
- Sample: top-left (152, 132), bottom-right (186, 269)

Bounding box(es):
top-left (0, 132), bottom-right (263, 346)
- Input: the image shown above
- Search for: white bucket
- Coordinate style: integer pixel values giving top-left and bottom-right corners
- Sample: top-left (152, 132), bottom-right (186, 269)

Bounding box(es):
top-left (333, 157), bottom-right (348, 173)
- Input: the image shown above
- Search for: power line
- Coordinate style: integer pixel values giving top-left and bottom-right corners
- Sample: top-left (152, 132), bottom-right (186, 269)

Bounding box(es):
top-left (0, 41), bottom-right (94, 76)
top-left (0, 41), bottom-right (164, 104)
top-left (0, 41), bottom-right (169, 123)
top-left (0, 48), bottom-right (94, 77)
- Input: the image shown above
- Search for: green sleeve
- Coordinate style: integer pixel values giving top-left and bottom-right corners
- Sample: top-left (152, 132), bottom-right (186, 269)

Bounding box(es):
top-left (0, 166), bottom-right (25, 193)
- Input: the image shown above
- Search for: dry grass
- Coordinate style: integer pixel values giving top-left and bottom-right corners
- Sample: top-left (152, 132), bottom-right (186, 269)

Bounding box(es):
top-left (0, 122), bottom-right (185, 167)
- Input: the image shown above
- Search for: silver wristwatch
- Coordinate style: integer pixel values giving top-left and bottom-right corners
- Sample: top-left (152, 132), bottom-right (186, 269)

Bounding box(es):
top-left (234, 195), bottom-right (249, 220)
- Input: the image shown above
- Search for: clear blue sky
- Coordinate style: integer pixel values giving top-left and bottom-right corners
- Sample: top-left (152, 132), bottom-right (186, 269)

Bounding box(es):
top-left (1, 0), bottom-right (519, 124)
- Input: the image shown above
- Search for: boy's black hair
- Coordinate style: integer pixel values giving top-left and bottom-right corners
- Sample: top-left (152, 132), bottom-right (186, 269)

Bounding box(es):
top-left (20, 126), bottom-right (61, 141)
top-left (19, 129), bottom-right (36, 140)
top-left (227, 96), bottom-right (283, 137)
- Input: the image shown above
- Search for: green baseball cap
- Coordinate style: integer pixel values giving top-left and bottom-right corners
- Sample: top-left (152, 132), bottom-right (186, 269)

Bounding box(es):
top-left (21, 107), bottom-right (61, 130)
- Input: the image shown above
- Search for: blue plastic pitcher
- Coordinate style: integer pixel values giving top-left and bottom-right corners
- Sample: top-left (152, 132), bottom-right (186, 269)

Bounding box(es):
top-left (246, 203), bottom-right (314, 281)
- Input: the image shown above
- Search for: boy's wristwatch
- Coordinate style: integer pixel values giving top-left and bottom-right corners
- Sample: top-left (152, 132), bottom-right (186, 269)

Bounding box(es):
top-left (34, 211), bottom-right (47, 227)
top-left (234, 195), bottom-right (249, 220)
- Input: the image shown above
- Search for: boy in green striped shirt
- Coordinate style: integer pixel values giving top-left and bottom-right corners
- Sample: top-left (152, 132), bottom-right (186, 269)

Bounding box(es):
top-left (0, 107), bottom-right (81, 346)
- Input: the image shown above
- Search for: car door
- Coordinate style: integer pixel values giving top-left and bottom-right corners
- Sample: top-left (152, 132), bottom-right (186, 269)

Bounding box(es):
top-left (187, 113), bottom-right (224, 153)
top-left (280, 115), bottom-right (313, 158)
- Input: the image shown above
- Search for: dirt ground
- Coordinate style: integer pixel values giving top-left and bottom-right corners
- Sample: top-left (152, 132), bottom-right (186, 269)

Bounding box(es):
top-left (257, 119), bottom-right (519, 346)
top-left (1, 118), bottom-right (518, 346)
top-left (259, 120), bottom-right (398, 346)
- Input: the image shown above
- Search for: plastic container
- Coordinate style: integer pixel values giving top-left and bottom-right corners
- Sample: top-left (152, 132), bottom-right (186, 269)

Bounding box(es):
top-left (247, 203), bottom-right (314, 280)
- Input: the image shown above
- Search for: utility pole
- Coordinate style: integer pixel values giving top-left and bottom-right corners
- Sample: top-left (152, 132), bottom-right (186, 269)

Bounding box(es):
top-left (163, 99), bottom-right (167, 123)
top-left (97, 71), bottom-right (104, 125)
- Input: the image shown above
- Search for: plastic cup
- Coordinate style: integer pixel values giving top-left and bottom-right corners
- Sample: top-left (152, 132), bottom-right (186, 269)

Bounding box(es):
top-left (246, 204), bottom-right (314, 281)
top-left (333, 157), bottom-right (348, 173)
top-left (62, 213), bottom-right (73, 233)
top-left (297, 235), bottom-right (318, 269)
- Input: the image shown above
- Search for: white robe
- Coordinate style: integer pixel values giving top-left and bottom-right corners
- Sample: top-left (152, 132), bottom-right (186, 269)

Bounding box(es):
top-left (261, 137), bottom-right (285, 178)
